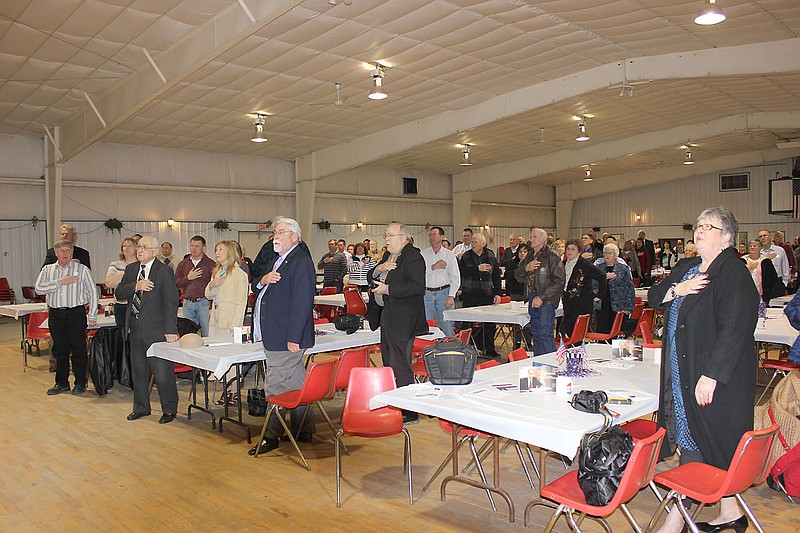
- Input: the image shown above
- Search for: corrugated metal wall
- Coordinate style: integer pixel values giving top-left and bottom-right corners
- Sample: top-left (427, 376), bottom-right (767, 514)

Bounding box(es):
top-left (571, 160), bottom-right (800, 245)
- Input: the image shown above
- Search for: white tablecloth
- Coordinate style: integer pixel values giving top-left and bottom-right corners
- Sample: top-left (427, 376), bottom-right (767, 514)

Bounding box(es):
top-left (147, 324), bottom-right (444, 379)
top-left (313, 292), bottom-right (368, 307)
top-left (768, 295), bottom-right (794, 308)
top-left (754, 308), bottom-right (798, 346)
top-left (635, 288), bottom-right (649, 302)
top-left (0, 297), bottom-right (116, 320)
top-left (371, 344), bottom-right (660, 459)
top-left (443, 301), bottom-right (563, 327)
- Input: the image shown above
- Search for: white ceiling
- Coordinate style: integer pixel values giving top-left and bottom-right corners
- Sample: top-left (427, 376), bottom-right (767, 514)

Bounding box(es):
top-left (1, 0), bottom-right (799, 198)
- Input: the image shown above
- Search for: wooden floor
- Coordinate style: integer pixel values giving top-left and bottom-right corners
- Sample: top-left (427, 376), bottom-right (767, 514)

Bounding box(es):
top-left (0, 316), bottom-right (797, 532)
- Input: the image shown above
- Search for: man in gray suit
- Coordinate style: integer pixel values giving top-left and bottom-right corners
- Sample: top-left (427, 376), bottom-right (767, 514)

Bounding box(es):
top-left (116, 235), bottom-right (180, 424)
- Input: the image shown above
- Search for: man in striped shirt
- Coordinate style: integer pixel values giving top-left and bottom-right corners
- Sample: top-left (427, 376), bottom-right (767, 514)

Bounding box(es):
top-left (35, 240), bottom-right (98, 396)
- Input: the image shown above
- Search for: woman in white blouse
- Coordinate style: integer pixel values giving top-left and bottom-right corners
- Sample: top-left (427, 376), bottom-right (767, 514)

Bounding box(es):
top-left (205, 240), bottom-right (249, 337)
top-left (742, 239), bottom-right (782, 303)
top-left (105, 237), bottom-right (137, 326)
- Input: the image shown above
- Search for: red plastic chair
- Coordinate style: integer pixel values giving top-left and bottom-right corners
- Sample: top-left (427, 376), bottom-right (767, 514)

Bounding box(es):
top-left (313, 318), bottom-right (330, 324)
top-left (422, 360), bottom-right (537, 518)
top-left (631, 301), bottom-right (644, 320)
top-left (638, 321), bottom-right (655, 346)
top-left (525, 427), bottom-right (666, 531)
top-left (757, 359), bottom-right (800, 404)
top-left (317, 286), bottom-right (340, 320)
top-left (648, 424), bottom-right (779, 533)
top-left (253, 359), bottom-right (338, 470)
top-left (343, 288), bottom-right (367, 317)
top-left (335, 367), bottom-right (412, 507)
top-left (21, 286), bottom-right (45, 303)
top-left (499, 295), bottom-right (511, 304)
top-left (508, 347), bottom-right (529, 362)
top-left (320, 286), bottom-right (338, 295)
top-left (23, 311), bottom-right (50, 371)
top-left (0, 277), bottom-right (15, 304)
top-left (586, 311), bottom-right (626, 343)
top-left (562, 313), bottom-right (590, 347)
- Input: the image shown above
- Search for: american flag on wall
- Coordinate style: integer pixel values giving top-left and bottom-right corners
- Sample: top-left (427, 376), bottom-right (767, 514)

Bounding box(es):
top-left (793, 178), bottom-right (800, 219)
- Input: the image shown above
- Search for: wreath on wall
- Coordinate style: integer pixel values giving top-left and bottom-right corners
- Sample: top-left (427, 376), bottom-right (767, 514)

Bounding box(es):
top-left (317, 219), bottom-right (331, 231)
top-left (104, 218), bottom-right (123, 234)
top-left (213, 219), bottom-right (230, 230)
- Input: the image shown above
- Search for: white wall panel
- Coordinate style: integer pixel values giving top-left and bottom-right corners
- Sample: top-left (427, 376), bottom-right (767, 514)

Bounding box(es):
top-left (0, 220), bottom-right (49, 299)
top-left (571, 159), bottom-right (800, 245)
top-left (0, 134), bottom-right (43, 178)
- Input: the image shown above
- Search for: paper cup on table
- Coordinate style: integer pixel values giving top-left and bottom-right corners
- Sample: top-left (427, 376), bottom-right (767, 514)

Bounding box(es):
top-left (644, 346), bottom-right (662, 365)
top-left (509, 300), bottom-right (518, 309)
top-left (555, 376), bottom-right (573, 398)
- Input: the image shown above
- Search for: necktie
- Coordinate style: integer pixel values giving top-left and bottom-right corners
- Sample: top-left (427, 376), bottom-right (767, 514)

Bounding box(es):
top-left (132, 264), bottom-right (145, 318)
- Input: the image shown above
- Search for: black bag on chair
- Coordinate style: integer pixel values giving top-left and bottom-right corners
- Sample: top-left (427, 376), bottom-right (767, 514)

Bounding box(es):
top-left (422, 337), bottom-right (478, 385)
top-left (577, 425), bottom-right (633, 506)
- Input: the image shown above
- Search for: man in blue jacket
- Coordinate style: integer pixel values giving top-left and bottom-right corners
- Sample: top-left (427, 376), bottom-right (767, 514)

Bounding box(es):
top-left (248, 216), bottom-right (316, 456)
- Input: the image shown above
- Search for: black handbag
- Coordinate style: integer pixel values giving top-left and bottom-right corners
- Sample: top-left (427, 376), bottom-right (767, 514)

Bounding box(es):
top-left (333, 313), bottom-right (361, 334)
top-left (422, 337), bottom-right (478, 385)
top-left (577, 424), bottom-right (634, 506)
top-left (247, 388), bottom-right (267, 417)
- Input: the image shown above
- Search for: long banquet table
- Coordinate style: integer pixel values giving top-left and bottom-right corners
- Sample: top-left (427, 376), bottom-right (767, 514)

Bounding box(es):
top-left (443, 301), bottom-right (564, 328)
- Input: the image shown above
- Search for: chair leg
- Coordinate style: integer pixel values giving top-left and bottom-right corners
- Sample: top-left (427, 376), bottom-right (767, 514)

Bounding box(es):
top-left (275, 408), bottom-right (311, 470)
top-left (513, 441), bottom-right (536, 491)
top-left (735, 493), bottom-right (766, 533)
top-left (253, 405), bottom-right (275, 458)
top-left (467, 436), bottom-right (498, 512)
top-left (316, 401), bottom-right (349, 455)
top-left (543, 504), bottom-right (568, 533)
top-left (619, 503), bottom-right (643, 533)
top-left (335, 429), bottom-right (344, 507)
top-left (756, 370), bottom-right (783, 405)
top-left (402, 427), bottom-right (413, 505)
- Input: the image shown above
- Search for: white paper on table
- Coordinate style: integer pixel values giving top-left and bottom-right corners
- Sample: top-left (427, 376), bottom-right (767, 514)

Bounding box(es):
top-left (593, 360), bottom-right (634, 370)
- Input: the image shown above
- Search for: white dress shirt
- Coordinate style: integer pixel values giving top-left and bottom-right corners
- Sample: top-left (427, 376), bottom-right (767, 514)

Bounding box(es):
top-left (420, 246), bottom-right (461, 299)
top-left (35, 260), bottom-right (98, 319)
top-left (762, 244), bottom-right (790, 284)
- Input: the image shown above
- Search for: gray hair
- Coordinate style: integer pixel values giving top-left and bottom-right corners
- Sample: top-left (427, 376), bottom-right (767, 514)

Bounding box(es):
top-left (471, 233), bottom-right (487, 247)
top-left (60, 223), bottom-right (77, 235)
top-left (53, 239), bottom-right (74, 251)
top-left (530, 227), bottom-right (547, 239)
top-left (697, 206), bottom-right (737, 248)
top-left (273, 216), bottom-right (302, 239)
top-left (387, 222), bottom-right (410, 239)
top-left (140, 235), bottom-right (160, 249)
top-left (603, 242), bottom-right (620, 257)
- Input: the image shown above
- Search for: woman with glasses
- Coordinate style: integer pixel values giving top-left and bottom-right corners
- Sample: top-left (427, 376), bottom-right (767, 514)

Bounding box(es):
top-left (592, 242), bottom-right (635, 334)
top-left (105, 237), bottom-right (138, 326)
top-left (649, 207), bottom-right (759, 533)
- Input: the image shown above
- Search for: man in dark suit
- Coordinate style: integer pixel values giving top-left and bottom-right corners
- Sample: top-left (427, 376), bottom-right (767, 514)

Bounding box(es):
top-left (369, 222), bottom-right (427, 424)
top-left (500, 234), bottom-right (523, 299)
top-left (248, 217), bottom-right (316, 456)
top-left (116, 235), bottom-right (179, 424)
top-left (638, 230), bottom-right (656, 269)
top-left (43, 224), bottom-right (91, 269)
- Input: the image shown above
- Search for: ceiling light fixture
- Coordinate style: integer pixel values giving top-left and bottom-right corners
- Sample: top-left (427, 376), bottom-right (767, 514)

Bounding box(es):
top-left (368, 64), bottom-right (388, 100)
top-left (583, 165), bottom-right (593, 182)
top-left (683, 148), bottom-right (695, 165)
top-left (576, 118), bottom-right (590, 142)
top-left (251, 113), bottom-right (268, 143)
top-left (167, 218), bottom-right (175, 228)
top-left (459, 144), bottom-right (472, 166)
top-left (694, 0), bottom-right (726, 25)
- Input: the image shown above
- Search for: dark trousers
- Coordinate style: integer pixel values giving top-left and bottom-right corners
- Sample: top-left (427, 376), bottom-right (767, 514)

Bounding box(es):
top-left (129, 321), bottom-right (178, 415)
top-left (114, 302), bottom-right (128, 327)
top-left (596, 296), bottom-right (614, 334)
top-left (48, 306), bottom-right (88, 387)
top-left (380, 336), bottom-right (415, 388)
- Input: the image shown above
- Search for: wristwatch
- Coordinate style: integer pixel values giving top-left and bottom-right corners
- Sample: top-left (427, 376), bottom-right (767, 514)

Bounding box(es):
top-left (669, 283), bottom-right (677, 299)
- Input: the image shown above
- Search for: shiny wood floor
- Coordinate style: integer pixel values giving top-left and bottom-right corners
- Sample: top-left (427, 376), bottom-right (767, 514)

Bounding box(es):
top-left (0, 316), bottom-right (797, 532)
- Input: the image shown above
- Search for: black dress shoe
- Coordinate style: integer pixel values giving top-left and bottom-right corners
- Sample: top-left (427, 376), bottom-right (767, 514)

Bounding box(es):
top-left (248, 438), bottom-right (279, 456)
top-left (126, 411), bottom-right (151, 421)
top-left (158, 413), bottom-right (177, 424)
top-left (280, 432), bottom-right (313, 443)
top-left (71, 384), bottom-right (86, 395)
top-left (695, 515), bottom-right (748, 533)
top-left (47, 384), bottom-right (70, 396)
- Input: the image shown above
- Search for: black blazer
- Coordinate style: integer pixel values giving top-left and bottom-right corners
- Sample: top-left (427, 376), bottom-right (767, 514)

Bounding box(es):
top-left (564, 256), bottom-right (606, 307)
top-left (649, 248), bottom-right (759, 469)
top-left (252, 244), bottom-right (315, 352)
top-left (368, 244), bottom-right (427, 342)
top-left (43, 246), bottom-right (91, 270)
top-left (116, 259), bottom-right (178, 348)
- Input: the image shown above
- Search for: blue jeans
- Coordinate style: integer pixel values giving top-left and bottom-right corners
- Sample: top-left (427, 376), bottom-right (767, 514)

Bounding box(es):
top-left (529, 301), bottom-right (557, 356)
top-left (424, 289), bottom-right (455, 337)
top-left (183, 298), bottom-right (210, 336)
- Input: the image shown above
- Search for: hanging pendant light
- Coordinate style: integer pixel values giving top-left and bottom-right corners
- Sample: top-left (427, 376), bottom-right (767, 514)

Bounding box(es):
top-left (368, 65), bottom-right (388, 100)
top-left (459, 144), bottom-right (472, 166)
top-left (576, 119), bottom-right (590, 142)
top-left (251, 113), bottom-right (268, 143)
top-left (695, 0), bottom-right (726, 25)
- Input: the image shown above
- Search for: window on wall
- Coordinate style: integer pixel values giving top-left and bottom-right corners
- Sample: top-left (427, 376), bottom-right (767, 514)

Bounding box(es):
top-left (402, 176), bottom-right (418, 195)
top-left (719, 172), bottom-right (749, 191)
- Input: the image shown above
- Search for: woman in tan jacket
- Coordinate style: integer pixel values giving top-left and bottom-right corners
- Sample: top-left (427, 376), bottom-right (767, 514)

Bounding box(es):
top-left (205, 240), bottom-right (249, 337)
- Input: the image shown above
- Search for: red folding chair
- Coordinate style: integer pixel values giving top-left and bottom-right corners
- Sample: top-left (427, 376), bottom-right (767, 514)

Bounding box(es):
top-left (648, 424), bottom-right (779, 533)
top-left (586, 311), bottom-right (626, 343)
top-left (562, 314), bottom-right (590, 347)
top-left (526, 427), bottom-right (666, 531)
top-left (343, 287), bottom-right (367, 317)
top-left (507, 347), bottom-right (529, 362)
top-left (252, 359), bottom-right (338, 470)
top-left (335, 367), bottom-right (412, 507)
top-left (23, 311), bottom-right (50, 371)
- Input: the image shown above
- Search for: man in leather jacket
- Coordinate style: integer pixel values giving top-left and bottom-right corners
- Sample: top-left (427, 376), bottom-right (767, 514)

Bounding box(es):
top-left (514, 227), bottom-right (566, 355)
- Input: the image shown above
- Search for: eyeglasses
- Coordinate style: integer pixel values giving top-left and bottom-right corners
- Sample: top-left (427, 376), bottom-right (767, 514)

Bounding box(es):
top-left (384, 233), bottom-right (403, 239)
top-left (135, 245), bottom-right (156, 250)
top-left (274, 229), bottom-right (293, 236)
top-left (693, 223), bottom-right (722, 232)
top-left (758, 234), bottom-right (770, 239)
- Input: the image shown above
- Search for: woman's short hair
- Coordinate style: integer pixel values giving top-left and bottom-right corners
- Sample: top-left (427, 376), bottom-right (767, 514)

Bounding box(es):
top-left (603, 243), bottom-right (620, 257)
top-left (565, 238), bottom-right (581, 251)
top-left (697, 206), bottom-right (738, 248)
top-left (554, 238), bottom-right (565, 248)
top-left (354, 242), bottom-right (367, 255)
